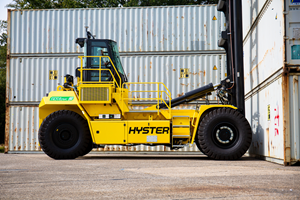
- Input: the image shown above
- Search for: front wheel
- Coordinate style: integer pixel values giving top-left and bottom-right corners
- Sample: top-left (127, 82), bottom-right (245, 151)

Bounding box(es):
top-left (38, 110), bottom-right (92, 159)
top-left (197, 108), bottom-right (252, 160)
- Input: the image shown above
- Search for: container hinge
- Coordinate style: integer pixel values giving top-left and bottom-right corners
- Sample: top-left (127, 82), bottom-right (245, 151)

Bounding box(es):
top-left (6, 54), bottom-right (10, 60)
top-left (284, 36), bottom-right (289, 40)
top-left (283, 11), bottom-right (288, 15)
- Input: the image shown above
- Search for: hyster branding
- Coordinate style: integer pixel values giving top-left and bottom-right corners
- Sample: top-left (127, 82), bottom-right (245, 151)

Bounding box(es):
top-left (129, 127), bottom-right (169, 134)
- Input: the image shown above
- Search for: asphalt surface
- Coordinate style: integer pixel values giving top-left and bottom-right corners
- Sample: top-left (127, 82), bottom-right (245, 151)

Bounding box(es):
top-left (0, 153), bottom-right (300, 199)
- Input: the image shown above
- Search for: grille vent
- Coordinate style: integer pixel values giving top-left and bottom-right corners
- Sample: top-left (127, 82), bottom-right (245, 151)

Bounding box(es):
top-left (80, 87), bottom-right (109, 101)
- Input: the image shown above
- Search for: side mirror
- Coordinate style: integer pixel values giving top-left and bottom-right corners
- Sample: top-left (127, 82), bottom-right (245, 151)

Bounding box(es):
top-left (75, 38), bottom-right (85, 48)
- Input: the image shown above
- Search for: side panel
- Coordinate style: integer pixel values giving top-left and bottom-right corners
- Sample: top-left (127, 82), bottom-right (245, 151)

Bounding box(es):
top-left (10, 6), bottom-right (225, 54)
top-left (242, 0), bottom-right (269, 39)
top-left (8, 106), bottom-right (41, 151)
top-left (245, 76), bottom-right (284, 160)
top-left (127, 121), bottom-right (170, 144)
top-left (243, 0), bottom-right (285, 95)
top-left (90, 121), bottom-right (126, 144)
top-left (9, 55), bottom-right (226, 103)
top-left (9, 57), bottom-right (78, 103)
top-left (82, 104), bottom-right (121, 117)
top-left (118, 55), bottom-right (225, 100)
top-left (39, 91), bottom-right (84, 127)
top-left (289, 74), bottom-right (300, 163)
top-left (285, 0), bottom-right (300, 65)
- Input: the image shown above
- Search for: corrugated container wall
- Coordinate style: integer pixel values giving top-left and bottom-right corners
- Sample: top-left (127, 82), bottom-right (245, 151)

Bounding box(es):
top-left (10, 6), bottom-right (225, 54)
top-left (9, 55), bottom-right (225, 103)
top-left (6, 5), bottom-right (226, 153)
top-left (242, 0), bottom-right (273, 39)
top-left (243, 0), bottom-right (285, 94)
top-left (243, 0), bottom-right (300, 165)
top-left (289, 75), bottom-right (300, 162)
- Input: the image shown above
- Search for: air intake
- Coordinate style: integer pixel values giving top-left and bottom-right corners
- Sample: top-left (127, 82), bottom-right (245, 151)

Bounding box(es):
top-left (80, 87), bottom-right (109, 102)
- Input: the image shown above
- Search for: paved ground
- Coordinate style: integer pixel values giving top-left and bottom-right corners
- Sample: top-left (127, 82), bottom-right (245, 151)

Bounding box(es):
top-left (0, 153), bottom-right (300, 199)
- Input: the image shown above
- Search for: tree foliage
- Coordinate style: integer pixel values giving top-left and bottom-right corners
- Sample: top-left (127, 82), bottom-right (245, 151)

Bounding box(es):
top-left (0, 20), bottom-right (7, 144)
top-left (7, 0), bottom-right (218, 9)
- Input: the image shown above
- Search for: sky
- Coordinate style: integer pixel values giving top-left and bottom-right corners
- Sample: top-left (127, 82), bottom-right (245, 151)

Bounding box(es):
top-left (0, 0), bottom-right (13, 21)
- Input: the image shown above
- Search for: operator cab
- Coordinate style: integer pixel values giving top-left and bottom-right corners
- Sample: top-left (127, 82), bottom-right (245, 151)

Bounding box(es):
top-left (75, 28), bottom-right (127, 87)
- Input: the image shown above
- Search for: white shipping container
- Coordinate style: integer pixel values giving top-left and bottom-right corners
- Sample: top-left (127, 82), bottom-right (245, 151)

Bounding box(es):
top-left (243, 0), bottom-right (285, 94)
top-left (9, 5), bottom-right (225, 54)
top-left (245, 76), bottom-right (284, 163)
top-left (243, 0), bottom-right (300, 165)
top-left (289, 74), bottom-right (300, 163)
top-left (9, 54), bottom-right (226, 103)
top-left (242, 0), bottom-right (271, 39)
top-left (8, 106), bottom-right (41, 151)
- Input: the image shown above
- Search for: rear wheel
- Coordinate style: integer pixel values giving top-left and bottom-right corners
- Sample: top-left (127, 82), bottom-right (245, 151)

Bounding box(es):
top-left (38, 110), bottom-right (92, 159)
top-left (197, 108), bottom-right (252, 160)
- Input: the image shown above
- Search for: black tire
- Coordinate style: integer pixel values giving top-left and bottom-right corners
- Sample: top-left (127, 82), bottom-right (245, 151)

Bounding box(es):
top-left (38, 110), bottom-right (92, 159)
top-left (197, 108), bottom-right (252, 160)
top-left (195, 138), bottom-right (205, 155)
top-left (79, 139), bottom-right (93, 157)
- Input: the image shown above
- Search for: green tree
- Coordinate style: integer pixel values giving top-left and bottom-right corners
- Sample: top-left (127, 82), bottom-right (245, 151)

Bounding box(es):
top-left (0, 20), bottom-right (7, 144)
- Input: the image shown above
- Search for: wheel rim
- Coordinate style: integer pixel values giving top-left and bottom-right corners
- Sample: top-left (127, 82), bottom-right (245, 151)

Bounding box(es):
top-left (52, 124), bottom-right (79, 149)
top-left (211, 122), bottom-right (239, 149)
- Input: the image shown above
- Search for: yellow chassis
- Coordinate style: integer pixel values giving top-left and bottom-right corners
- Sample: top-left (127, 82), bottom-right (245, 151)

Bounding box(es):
top-left (39, 90), bottom-right (236, 147)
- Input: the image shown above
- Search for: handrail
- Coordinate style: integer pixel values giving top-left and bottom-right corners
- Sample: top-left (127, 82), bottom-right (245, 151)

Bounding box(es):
top-left (78, 56), bottom-right (122, 88)
top-left (191, 110), bottom-right (198, 127)
top-left (121, 82), bottom-right (172, 118)
top-left (78, 68), bottom-right (120, 88)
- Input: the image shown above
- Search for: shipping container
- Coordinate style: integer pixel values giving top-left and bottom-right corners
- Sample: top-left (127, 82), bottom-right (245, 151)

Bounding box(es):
top-left (289, 74), bottom-right (300, 164)
top-left (243, 0), bottom-right (300, 165)
top-left (9, 5), bottom-right (225, 55)
top-left (245, 76), bottom-right (284, 164)
top-left (7, 106), bottom-right (41, 151)
top-left (242, 0), bottom-right (274, 39)
top-left (243, 0), bottom-right (285, 94)
top-left (9, 55), bottom-right (225, 103)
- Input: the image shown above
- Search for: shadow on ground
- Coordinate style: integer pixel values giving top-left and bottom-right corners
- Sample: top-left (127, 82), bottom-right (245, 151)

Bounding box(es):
top-left (77, 154), bottom-right (258, 162)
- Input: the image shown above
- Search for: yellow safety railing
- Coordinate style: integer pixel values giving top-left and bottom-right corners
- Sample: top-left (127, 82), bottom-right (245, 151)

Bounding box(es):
top-left (191, 110), bottom-right (198, 128)
top-left (121, 82), bottom-right (172, 117)
top-left (78, 56), bottom-right (122, 88)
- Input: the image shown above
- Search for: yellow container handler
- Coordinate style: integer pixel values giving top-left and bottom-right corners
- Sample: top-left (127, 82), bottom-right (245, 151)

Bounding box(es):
top-left (38, 28), bottom-right (252, 160)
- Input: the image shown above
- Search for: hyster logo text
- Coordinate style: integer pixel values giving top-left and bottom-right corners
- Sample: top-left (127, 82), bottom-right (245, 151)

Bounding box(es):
top-left (129, 127), bottom-right (169, 134)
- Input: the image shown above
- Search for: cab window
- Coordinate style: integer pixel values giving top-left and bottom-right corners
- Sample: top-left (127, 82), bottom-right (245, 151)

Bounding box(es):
top-left (90, 42), bottom-right (109, 68)
top-left (109, 41), bottom-right (125, 75)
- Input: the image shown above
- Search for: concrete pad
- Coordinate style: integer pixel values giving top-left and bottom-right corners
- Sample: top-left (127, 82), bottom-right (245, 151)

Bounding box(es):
top-left (0, 154), bottom-right (299, 199)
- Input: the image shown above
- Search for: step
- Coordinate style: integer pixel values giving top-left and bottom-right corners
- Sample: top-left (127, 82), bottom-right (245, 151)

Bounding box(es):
top-left (173, 125), bottom-right (190, 128)
top-left (172, 116), bottom-right (190, 118)
top-left (172, 145), bottom-right (186, 148)
top-left (172, 135), bottom-right (190, 138)
top-left (128, 110), bottom-right (159, 113)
